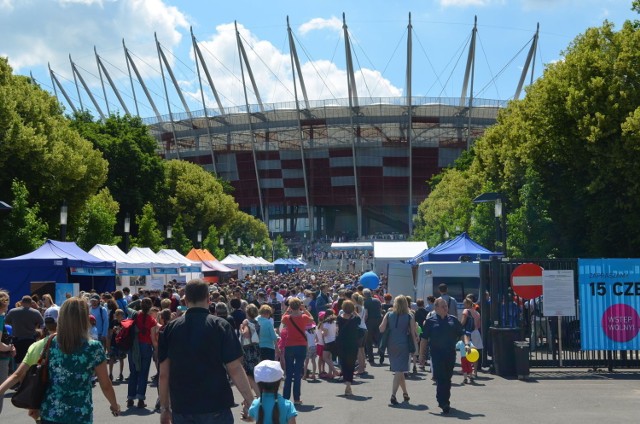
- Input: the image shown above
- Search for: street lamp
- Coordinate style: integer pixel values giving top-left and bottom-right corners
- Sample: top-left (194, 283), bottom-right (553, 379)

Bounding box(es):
top-left (60, 201), bottom-right (68, 241)
top-left (251, 242), bottom-right (254, 255)
top-left (473, 192), bottom-right (506, 254)
top-left (237, 237), bottom-right (241, 248)
top-left (0, 201), bottom-right (12, 211)
top-left (124, 213), bottom-right (131, 253)
top-left (197, 230), bottom-right (202, 248)
top-left (166, 225), bottom-right (173, 248)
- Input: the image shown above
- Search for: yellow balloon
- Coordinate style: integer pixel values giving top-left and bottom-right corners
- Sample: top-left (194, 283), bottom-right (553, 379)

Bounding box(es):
top-left (466, 348), bottom-right (479, 363)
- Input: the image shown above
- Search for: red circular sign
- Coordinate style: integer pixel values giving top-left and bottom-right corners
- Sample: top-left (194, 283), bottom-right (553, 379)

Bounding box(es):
top-left (511, 263), bottom-right (543, 299)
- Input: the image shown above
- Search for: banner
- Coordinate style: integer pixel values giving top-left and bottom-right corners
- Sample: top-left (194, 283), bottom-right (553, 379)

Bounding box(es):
top-left (579, 259), bottom-right (640, 350)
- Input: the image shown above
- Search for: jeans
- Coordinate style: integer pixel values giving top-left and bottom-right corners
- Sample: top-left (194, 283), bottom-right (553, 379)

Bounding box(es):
top-left (172, 408), bottom-right (233, 424)
top-left (365, 317), bottom-right (381, 361)
top-left (283, 345), bottom-right (306, 401)
top-left (128, 342), bottom-right (153, 400)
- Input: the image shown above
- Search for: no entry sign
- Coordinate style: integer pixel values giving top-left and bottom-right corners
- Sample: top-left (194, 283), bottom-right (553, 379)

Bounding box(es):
top-left (511, 263), bottom-right (543, 299)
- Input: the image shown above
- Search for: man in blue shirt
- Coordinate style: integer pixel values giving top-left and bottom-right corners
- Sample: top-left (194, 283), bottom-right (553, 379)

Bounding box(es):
top-left (89, 294), bottom-right (108, 349)
top-left (421, 298), bottom-right (470, 414)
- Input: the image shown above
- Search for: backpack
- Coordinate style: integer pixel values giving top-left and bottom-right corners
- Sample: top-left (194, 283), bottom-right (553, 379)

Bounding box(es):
top-left (115, 312), bottom-right (137, 351)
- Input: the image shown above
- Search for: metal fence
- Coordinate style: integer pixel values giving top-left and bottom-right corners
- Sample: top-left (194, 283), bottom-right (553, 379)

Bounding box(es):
top-left (479, 257), bottom-right (640, 370)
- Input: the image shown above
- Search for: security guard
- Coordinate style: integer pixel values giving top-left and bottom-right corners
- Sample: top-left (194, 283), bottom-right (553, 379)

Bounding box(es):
top-left (421, 298), bottom-right (470, 413)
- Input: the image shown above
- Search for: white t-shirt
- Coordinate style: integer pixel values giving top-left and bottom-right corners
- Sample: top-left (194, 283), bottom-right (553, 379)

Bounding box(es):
top-left (321, 321), bottom-right (337, 343)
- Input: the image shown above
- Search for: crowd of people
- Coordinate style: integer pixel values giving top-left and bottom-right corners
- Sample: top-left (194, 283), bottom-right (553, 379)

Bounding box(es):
top-left (0, 269), bottom-right (484, 423)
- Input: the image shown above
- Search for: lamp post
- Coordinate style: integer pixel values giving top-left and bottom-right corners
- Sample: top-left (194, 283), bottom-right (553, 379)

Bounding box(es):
top-left (262, 244), bottom-right (266, 259)
top-left (124, 213), bottom-right (131, 253)
top-left (60, 201), bottom-right (68, 241)
top-left (473, 192), bottom-right (506, 255)
top-left (197, 230), bottom-right (202, 248)
top-left (251, 242), bottom-right (254, 255)
top-left (166, 225), bottom-right (173, 249)
top-left (237, 237), bottom-right (241, 250)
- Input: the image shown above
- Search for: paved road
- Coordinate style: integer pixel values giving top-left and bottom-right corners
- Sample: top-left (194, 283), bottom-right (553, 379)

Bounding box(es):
top-left (3, 361), bottom-right (639, 423)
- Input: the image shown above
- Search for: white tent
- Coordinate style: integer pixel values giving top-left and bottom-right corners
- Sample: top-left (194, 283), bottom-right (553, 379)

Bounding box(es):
top-left (157, 249), bottom-right (202, 273)
top-left (373, 241), bottom-right (428, 275)
top-left (127, 247), bottom-right (183, 289)
top-left (88, 244), bottom-right (152, 274)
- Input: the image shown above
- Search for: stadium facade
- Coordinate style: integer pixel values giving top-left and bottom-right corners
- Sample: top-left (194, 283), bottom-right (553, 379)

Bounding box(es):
top-left (48, 15), bottom-right (538, 241)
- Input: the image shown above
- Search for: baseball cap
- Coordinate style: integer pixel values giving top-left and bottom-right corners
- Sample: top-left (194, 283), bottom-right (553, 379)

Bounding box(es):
top-left (90, 294), bottom-right (100, 301)
top-left (254, 360), bottom-right (284, 383)
top-left (44, 316), bottom-right (57, 324)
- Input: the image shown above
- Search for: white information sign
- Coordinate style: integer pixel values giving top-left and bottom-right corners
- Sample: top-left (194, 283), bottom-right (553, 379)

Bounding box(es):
top-left (542, 270), bottom-right (576, 317)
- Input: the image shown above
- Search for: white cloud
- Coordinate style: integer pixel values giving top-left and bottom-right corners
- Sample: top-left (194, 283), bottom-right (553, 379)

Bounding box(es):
top-left (191, 22), bottom-right (402, 110)
top-left (298, 17), bottom-right (342, 35)
top-left (0, 0), bottom-right (189, 79)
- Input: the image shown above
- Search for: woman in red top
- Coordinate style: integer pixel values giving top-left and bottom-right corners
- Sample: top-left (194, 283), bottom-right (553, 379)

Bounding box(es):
top-left (127, 298), bottom-right (157, 409)
top-left (280, 297), bottom-right (314, 404)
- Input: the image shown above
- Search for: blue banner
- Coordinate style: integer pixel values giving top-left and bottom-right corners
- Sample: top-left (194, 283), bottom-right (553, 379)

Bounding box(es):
top-left (579, 259), bottom-right (640, 350)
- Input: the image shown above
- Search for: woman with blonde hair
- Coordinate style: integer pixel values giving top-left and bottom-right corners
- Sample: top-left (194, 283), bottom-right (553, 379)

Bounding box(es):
top-left (36, 297), bottom-right (120, 422)
top-left (379, 295), bottom-right (418, 405)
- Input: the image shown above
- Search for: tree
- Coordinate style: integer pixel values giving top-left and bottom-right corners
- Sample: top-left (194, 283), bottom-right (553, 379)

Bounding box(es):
top-left (168, 215), bottom-right (193, 255)
top-left (0, 59), bottom-right (108, 233)
top-left (69, 112), bottom-right (164, 235)
top-left (272, 235), bottom-right (288, 260)
top-left (75, 188), bottom-right (121, 251)
top-left (161, 160), bottom-right (238, 234)
top-left (203, 225), bottom-right (225, 260)
top-left (132, 203), bottom-right (164, 251)
top-left (415, 19), bottom-right (640, 258)
top-left (0, 180), bottom-right (48, 257)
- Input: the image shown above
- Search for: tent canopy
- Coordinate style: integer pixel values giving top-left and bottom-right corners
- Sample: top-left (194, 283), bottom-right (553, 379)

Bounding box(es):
top-left (0, 240), bottom-right (116, 301)
top-left (186, 248), bottom-right (216, 262)
top-left (407, 232), bottom-right (501, 264)
top-left (373, 241), bottom-right (428, 259)
top-left (201, 260), bottom-right (235, 273)
top-left (157, 249), bottom-right (202, 273)
top-left (126, 247), bottom-right (182, 274)
top-left (89, 244), bottom-right (152, 276)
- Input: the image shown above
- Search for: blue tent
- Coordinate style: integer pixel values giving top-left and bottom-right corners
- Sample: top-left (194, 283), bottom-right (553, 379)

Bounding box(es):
top-left (273, 258), bottom-right (305, 274)
top-left (0, 240), bottom-right (116, 302)
top-left (407, 232), bottom-right (501, 264)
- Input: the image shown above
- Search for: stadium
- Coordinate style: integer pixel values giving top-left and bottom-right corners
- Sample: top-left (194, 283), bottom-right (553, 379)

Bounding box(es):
top-left (46, 15), bottom-right (538, 242)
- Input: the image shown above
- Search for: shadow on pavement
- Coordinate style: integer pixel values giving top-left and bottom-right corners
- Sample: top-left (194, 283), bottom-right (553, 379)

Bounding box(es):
top-left (428, 408), bottom-right (485, 420)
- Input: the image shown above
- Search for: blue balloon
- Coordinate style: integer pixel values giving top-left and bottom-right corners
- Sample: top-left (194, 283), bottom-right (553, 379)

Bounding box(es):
top-left (359, 271), bottom-right (380, 290)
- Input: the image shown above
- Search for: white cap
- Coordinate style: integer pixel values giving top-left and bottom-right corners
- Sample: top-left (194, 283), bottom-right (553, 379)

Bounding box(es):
top-left (254, 360), bottom-right (284, 383)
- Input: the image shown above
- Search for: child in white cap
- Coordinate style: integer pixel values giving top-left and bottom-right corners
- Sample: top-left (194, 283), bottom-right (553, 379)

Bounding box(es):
top-left (247, 360), bottom-right (298, 424)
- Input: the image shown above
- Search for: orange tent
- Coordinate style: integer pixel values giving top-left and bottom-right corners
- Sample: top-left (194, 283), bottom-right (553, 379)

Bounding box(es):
top-left (186, 248), bottom-right (216, 262)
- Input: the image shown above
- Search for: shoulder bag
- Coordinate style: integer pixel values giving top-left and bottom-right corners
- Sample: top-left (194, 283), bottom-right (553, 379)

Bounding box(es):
top-left (11, 335), bottom-right (55, 409)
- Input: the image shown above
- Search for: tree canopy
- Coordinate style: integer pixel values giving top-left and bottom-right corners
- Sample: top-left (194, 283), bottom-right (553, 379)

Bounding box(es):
top-left (414, 19), bottom-right (640, 258)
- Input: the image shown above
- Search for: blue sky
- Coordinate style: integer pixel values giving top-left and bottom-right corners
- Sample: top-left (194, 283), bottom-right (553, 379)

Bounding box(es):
top-left (0, 0), bottom-right (636, 118)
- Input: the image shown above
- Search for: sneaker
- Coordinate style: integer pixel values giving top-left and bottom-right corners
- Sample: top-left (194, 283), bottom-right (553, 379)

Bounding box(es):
top-left (126, 399), bottom-right (134, 408)
top-left (137, 400), bottom-right (147, 409)
top-left (117, 374), bottom-right (124, 382)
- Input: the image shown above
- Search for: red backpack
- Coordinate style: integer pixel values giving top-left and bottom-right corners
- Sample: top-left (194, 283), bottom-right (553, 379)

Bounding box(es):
top-left (115, 313), bottom-right (137, 351)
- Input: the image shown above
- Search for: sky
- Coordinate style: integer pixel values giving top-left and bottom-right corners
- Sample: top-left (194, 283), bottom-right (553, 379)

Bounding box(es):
top-left (0, 0), bottom-right (636, 119)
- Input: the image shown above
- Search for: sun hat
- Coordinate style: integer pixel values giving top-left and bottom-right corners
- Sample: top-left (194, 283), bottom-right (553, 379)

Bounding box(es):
top-left (254, 360), bottom-right (284, 383)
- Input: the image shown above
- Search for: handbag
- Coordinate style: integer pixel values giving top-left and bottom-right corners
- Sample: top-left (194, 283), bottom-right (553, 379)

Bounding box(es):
top-left (11, 335), bottom-right (55, 409)
top-left (406, 315), bottom-right (416, 354)
top-left (0, 325), bottom-right (13, 359)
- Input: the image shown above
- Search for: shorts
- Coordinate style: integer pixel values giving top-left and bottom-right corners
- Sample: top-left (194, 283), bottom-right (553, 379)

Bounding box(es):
top-left (324, 341), bottom-right (337, 355)
top-left (316, 345), bottom-right (324, 357)
top-left (306, 346), bottom-right (318, 359)
top-left (108, 346), bottom-right (127, 360)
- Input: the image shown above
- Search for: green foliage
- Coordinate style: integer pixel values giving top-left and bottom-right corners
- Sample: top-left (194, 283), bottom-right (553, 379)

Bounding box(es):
top-left (132, 203), bottom-right (164, 251)
top-left (415, 19), bottom-right (640, 258)
top-left (203, 225), bottom-right (225, 260)
top-left (0, 180), bottom-right (48, 257)
top-left (273, 235), bottom-right (288, 260)
top-left (0, 59), bottom-right (108, 233)
top-left (161, 160), bottom-right (237, 236)
top-left (69, 112), bottom-right (164, 233)
top-left (225, 213), bottom-right (270, 256)
top-left (75, 188), bottom-right (121, 251)
top-left (168, 216), bottom-right (193, 255)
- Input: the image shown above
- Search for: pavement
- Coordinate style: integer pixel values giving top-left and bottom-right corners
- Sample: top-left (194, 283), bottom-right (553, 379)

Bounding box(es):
top-left (2, 359), bottom-right (639, 423)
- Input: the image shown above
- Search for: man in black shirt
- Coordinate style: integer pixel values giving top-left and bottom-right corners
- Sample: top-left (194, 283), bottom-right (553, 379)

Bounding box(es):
top-left (158, 279), bottom-right (254, 423)
top-left (363, 289), bottom-right (382, 364)
top-left (421, 298), bottom-right (470, 414)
